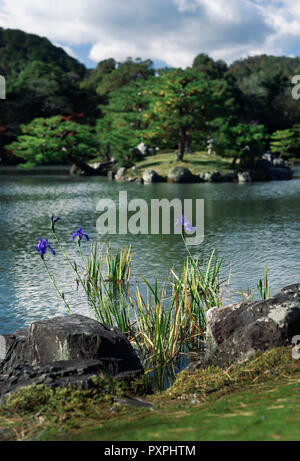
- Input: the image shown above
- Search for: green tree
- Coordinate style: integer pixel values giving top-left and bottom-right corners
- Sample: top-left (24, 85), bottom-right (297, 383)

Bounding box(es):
top-left (228, 55), bottom-right (300, 131)
top-left (192, 53), bottom-right (227, 79)
top-left (211, 118), bottom-right (267, 167)
top-left (142, 68), bottom-right (237, 160)
top-left (270, 128), bottom-right (296, 158)
top-left (82, 57), bottom-right (154, 97)
top-left (6, 115), bottom-right (99, 169)
top-left (96, 82), bottom-right (148, 166)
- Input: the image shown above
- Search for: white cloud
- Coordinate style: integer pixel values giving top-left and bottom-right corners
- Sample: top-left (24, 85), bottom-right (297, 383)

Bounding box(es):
top-left (0, 0), bottom-right (299, 67)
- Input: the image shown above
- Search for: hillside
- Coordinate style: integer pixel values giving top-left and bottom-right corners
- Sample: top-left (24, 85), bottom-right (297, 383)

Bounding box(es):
top-left (0, 28), bottom-right (86, 78)
top-left (0, 28), bottom-right (101, 156)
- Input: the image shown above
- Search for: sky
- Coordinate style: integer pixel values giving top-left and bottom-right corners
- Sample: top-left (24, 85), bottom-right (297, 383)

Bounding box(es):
top-left (0, 0), bottom-right (300, 69)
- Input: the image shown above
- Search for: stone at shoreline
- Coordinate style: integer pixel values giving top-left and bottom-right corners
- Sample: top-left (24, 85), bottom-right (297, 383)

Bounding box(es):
top-left (200, 171), bottom-right (222, 183)
top-left (70, 164), bottom-right (85, 176)
top-left (238, 171), bottom-right (252, 183)
top-left (70, 160), bottom-right (116, 177)
top-left (168, 167), bottom-right (199, 183)
top-left (127, 176), bottom-right (144, 184)
top-left (255, 155), bottom-right (293, 181)
top-left (189, 283), bottom-right (300, 370)
top-left (0, 315), bottom-right (143, 398)
top-left (115, 167), bottom-right (127, 181)
top-left (143, 169), bottom-right (164, 184)
top-left (107, 170), bottom-right (115, 180)
top-left (220, 171), bottom-right (238, 182)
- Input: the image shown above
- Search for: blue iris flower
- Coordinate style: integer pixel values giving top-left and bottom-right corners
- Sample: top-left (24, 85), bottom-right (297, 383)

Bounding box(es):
top-left (50, 215), bottom-right (60, 231)
top-left (72, 228), bottom-right (89, 241)
top-left (51, 215), bottom-right (60, 224)
top-left (35, 238), bottom-right (56, 256)
top-left (175, 215), bottom-right (194, 232)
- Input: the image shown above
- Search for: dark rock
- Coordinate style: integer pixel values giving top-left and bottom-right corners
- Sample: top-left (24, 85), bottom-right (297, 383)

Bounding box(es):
top-left (143, 169), bottom-right (164, 184)
top-left (190, 283), bottom-right (300, 370)
top-left (168, 167), bottom-right (198, 183)
top-left (0, 359), bottom-right (140, 398)
top-left (255, 156), bottom-right (293, 181)
top-left (0, 315), bottom-right (143, 398)
top-left (127, 176), bottom-right (144, 184)
top-left (219, 171), bottom-right (238, 182)
top-left (267, 166), bottom-right (293, 180)
top-left (70, 159), bottom-right (116, 177)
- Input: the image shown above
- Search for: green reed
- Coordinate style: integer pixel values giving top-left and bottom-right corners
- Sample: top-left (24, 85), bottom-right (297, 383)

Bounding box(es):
top-left (39, 218), bottom-right (225, 371)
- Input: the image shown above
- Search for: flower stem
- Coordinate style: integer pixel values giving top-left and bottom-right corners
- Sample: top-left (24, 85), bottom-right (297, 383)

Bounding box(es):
top-left (51, 229), bottom-right (101, 315)
top-left (41, 256), bottom-right (72, 312)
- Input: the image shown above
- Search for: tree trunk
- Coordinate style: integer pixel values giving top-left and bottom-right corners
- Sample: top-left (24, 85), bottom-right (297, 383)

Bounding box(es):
top-left (231, 156), bottom-right (238, 169)
top-left (176, 129), bottom-right (186, 161)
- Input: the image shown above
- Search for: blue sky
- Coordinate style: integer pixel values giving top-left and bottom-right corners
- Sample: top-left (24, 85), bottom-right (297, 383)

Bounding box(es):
top-left (0, 0), bottom-right (299, 68)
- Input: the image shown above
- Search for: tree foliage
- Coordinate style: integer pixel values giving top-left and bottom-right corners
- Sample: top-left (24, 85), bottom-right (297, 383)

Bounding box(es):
top-left (3, 26), bottom-right (300, 166)
top-left (211, 118), bottom-right (267, 167)
top-left (270, 125), bottom-right (300, 158)
top-left (141, 68), bottom-right (238, 159)
top-left (81, 57), bottom-right (154, 97)
top-left (7, 116), bottom-right (99, 169)
top-left (228, 55), bottom-right (300, 131)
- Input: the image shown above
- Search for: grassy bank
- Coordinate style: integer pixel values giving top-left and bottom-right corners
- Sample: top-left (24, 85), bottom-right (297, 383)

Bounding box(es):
top-left (126, 151), bottom-right (234, 178)
top-left (1, 347), bottom-right (299, 441)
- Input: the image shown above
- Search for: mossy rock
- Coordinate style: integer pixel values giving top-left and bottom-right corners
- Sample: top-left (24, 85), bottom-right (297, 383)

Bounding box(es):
top-left (168, 167), bottom-right (198, 183)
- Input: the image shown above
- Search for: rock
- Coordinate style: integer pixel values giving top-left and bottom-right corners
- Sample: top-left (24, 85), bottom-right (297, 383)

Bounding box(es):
top-left (168, 167), bottom-right (198, 183)
top-left (88, 162), bottom-right (101, 169)
top-left (136, 142), bottom-right (147, 156)
top-left (191, 283), bottom-right (300, 370)
top-left (127, 177), bottom-right (144, 184)
top-left (142, 169), bottom-right (164, 184)
top-left (238, 171), bottom-right (252, 183)
top-left (262, 151), bottom-right (273, 163)
top-left (219, 171), bottom-right (238, 182)
top-left (70, 159), bottom-right (116, 177)
top-left (134, 143), bottom-right (158, 157)
top-left (273, 158), bottom-right (288, 167)
top-left (107, 170), bottom-right (115, 180)
top-left (115, 167), bottom-right (126, 181)
top-left (267, 166), bottom-right (293, 180)
top-left (256, 156), bottom-right (293, 181)
top-left (0, 315), bottom-right (143, 397)
top-left (201, 172), bottom-right (221, 183)
top-left (70, 164), bottom-right (85, 176)
top-left (134, 177), bottom-right (144, 184)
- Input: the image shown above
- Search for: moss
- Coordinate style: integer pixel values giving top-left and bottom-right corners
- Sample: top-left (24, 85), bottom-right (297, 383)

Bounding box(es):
top-left (163, 347), bottom-right (300, 402)
top-left (0, 347), bottom-right (299, 441)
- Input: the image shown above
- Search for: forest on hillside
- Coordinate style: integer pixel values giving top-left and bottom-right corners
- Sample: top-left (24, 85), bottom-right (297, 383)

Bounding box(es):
top-left (1, 27), bottom-right (300, 169)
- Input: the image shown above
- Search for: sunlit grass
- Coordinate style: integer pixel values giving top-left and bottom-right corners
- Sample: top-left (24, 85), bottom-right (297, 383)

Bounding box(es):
top-left (126, 151), bottom-right (233, 177)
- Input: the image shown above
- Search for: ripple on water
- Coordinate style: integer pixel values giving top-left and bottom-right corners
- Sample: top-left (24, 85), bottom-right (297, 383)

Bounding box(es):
top-left (0, 168), bottom-right (299, 333)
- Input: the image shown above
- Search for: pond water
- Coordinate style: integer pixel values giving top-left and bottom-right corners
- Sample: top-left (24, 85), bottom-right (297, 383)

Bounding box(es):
top-left (0, 166), bottom-right (299, 334)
